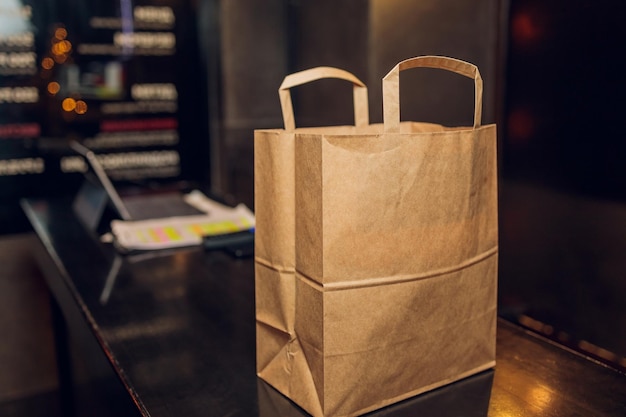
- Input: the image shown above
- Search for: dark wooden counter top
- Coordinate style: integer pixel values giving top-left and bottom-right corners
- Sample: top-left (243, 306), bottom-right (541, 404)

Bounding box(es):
top-left (22, 197), bottom-right (626, 417)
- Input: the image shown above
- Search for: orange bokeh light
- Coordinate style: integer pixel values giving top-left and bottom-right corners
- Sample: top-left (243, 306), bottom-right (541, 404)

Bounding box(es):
top-left (58, 40), bottom-right (72, 53)
top-left (41, 57), bottom-right (55, 70)
top-left (54, 27), bottom-right (67, 40)
top-left (62, 98), bottom-right (77, 112)
top-left (51, 42), bottom-right (64, 55)
top-left (47, 82), bottom-right (61, 95)
top-left (75, 100), bottom-right (88, 114)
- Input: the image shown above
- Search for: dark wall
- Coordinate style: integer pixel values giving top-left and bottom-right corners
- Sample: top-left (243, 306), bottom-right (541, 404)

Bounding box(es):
top-left (215, 0), bottom-right (506, 205)
top-left (368, 0), bottom-right (504, 126)
top-left (502, 0), bottom-right (625, 201)
top-left (284, 0), bottom-right (369, 128)
top-left (212, 0), bottom-right (289, 205)
top-left (0, 235), bottom-right (58, 403)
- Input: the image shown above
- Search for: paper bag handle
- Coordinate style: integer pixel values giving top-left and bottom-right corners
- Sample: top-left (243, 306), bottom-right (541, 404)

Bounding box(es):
top-left (279, 67), bottom-right (369, 131)
top-left (382, 56), bottom-right (483, 132)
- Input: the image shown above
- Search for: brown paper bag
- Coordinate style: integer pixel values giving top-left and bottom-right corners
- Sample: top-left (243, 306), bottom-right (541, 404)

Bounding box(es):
top-left (254, 66), bottom-right (369, 273)
top-left (254, 67), bottom-right (371, 410)
top-left (258, 56), bottom-right (498, 417)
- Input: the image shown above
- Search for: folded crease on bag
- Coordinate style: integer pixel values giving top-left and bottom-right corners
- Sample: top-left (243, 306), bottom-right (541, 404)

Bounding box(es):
top-left (259, 337), bottom-right (325, 417)
top-left (259, 338), bottom-right (496, 417)
top-left (294, 245), bottom-right (498, 291)
top-left (255, 256), bottom-right (296, 274)
top-left (271, 312), bottom-right (494, 360)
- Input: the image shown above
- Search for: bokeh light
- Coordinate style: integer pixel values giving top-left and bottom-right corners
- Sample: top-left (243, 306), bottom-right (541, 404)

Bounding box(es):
top-left (62, 98), bottom-right (76, 112)
top-left (54, 27), bottom-right (67, 40)
top-left (75, 100), bottom-right (88, 114)
top-left (47, 82), bottom-right (61, 95)
top-left (41, 57), bottom-right (55, 70)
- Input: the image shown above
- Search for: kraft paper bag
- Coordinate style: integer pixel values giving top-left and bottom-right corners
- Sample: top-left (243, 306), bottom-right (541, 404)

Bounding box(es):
top-left (257, 56), bottom-right (497, 417)
top-left (254, 67), bottom-right (371, 406)
top-left (254, 66), bottom-right (369, 274)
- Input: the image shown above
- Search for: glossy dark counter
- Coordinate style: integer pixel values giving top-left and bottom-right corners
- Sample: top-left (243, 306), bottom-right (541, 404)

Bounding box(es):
top-left (22, 197), bottom-right (626, 417)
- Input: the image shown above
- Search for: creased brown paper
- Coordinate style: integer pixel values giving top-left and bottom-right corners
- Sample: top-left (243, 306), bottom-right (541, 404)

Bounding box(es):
top-left (254, 56), bottom-right (498, 417)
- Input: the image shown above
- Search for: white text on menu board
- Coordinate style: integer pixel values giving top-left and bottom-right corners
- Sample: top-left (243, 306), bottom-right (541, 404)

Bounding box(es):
top-left (79, 6), bottom-right (176, 56)
top-left (0, 4), bottom-right (35, 75)
top-left (0, 3), bottom-right (40, 150)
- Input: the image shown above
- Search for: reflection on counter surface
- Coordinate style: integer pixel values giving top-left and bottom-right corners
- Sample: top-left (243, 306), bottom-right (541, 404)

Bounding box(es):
top-left (499, 180), bottom-right (626, 372)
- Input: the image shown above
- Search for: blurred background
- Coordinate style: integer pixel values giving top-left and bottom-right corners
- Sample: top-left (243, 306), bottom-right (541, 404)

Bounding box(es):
top-left (1, 0), bottom-right (624, 413)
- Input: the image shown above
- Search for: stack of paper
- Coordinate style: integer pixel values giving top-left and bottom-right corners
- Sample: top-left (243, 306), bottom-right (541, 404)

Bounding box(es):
top-left (111, 190), bottom-right (255, 251)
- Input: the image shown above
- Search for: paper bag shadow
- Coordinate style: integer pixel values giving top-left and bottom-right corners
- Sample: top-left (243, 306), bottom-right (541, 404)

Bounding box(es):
top-left (257, 369), bottom-right (494, 417)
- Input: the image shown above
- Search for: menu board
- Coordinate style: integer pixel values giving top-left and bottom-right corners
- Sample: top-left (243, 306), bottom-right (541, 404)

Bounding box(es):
top-left (0, 0), bottom-right (210, 232)
top-left (0, 2), bottom-right (42, 183)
